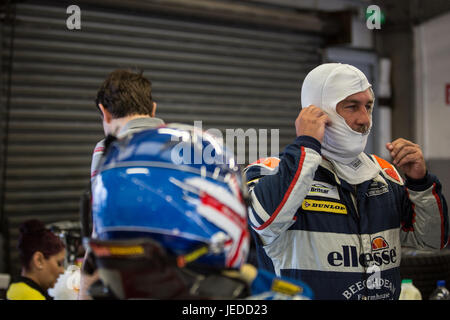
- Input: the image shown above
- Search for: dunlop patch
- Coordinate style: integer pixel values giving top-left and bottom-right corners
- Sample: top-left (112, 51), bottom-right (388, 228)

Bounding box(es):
top-left (301, 199), bottom-right (347, 215)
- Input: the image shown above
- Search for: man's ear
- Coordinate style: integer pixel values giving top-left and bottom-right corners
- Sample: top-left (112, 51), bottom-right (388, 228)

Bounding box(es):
top-left (31, 251), bottom-right (45, 271)
top-left (151, 102), bottom-right (157, 117)
top-left (98, 103), bottom-right (113, 124)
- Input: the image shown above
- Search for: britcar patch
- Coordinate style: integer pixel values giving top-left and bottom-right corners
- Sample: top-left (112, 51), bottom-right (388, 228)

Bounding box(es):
top-left (307, 181), bottom-right (340, 200)
top-left (301, 199), bottom-right (348, 215)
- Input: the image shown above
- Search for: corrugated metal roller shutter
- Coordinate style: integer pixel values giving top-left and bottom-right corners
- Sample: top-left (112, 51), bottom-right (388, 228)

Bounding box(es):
top-left (1, 1), bottom-right (323, 273)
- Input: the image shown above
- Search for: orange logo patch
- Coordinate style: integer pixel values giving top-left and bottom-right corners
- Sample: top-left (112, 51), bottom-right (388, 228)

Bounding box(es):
top-left (371, 236), bottom-right (389, 251)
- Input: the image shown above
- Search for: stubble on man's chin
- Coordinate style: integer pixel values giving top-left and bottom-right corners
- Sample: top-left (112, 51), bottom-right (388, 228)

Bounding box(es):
top-left (354, 123), bottom-right (371, 135)
top-left (357, 126), bottom-right (370, 134)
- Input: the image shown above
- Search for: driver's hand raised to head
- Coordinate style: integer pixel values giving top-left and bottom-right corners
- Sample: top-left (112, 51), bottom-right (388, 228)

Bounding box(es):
top-left (295, 105), bottom-right (331, 143)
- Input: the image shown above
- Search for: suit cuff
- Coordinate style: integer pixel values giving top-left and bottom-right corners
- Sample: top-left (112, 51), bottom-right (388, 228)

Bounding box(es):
top-left (405, 171), bottom-right (434, 191)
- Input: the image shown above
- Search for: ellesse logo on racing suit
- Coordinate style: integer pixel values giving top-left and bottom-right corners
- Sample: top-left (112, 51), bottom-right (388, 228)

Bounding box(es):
top-left (327, 236), bottom-right (397, 267)
top-left (301, 199), bottom-right (347, 214)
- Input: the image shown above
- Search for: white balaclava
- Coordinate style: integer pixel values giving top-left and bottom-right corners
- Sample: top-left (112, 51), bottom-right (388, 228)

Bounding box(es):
top-left (301, 63), bottom-right (380, 184)
top-left (301, 63), bottom-right (372, 164)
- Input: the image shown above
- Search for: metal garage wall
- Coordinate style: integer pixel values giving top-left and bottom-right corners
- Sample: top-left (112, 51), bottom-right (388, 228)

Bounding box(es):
top-left (1, 1), bottom-right (323, 274)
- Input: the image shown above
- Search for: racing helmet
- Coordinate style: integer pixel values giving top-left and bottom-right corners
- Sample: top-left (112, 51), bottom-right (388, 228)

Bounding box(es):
top-left (88, 123), bottom-right (250, 299)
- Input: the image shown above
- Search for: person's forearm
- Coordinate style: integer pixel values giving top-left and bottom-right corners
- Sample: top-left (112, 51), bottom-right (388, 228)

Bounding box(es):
top-left (400, 173), bottom-right (449, 250)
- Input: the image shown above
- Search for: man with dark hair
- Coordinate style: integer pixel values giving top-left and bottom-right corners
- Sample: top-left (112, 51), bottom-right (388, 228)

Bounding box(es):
top-left (79, 69), bottom-right (164, 299)
top-left (95, 69), bottom-right (155, 119)
top-left (90, 69), bottom-right (164, 178)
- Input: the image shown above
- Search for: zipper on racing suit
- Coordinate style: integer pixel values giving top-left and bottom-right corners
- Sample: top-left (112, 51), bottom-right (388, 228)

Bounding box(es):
top-left (350, 185), bottom-right (373, 300)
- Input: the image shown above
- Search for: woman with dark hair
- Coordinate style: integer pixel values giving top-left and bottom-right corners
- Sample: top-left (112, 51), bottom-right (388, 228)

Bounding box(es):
top-left (7, 219), bottom-right (66, 300)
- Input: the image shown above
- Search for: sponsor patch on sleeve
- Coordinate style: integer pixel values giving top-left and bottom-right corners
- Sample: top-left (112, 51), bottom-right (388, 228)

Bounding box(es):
top-left (301, 199), bottom-right (348, 215)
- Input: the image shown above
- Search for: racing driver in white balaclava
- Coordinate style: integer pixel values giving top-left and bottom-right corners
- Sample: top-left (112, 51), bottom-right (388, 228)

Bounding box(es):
top-left (244, 63), bottom-right (449, 300)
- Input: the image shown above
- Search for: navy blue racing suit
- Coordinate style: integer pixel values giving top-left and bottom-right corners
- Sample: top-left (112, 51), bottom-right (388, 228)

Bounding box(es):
top-left (245, 136), bottom-right (449, 300)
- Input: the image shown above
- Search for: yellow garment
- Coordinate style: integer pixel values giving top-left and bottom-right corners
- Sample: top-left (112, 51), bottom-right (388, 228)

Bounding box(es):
top-left (7, 281), bottom-right (46, 300)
